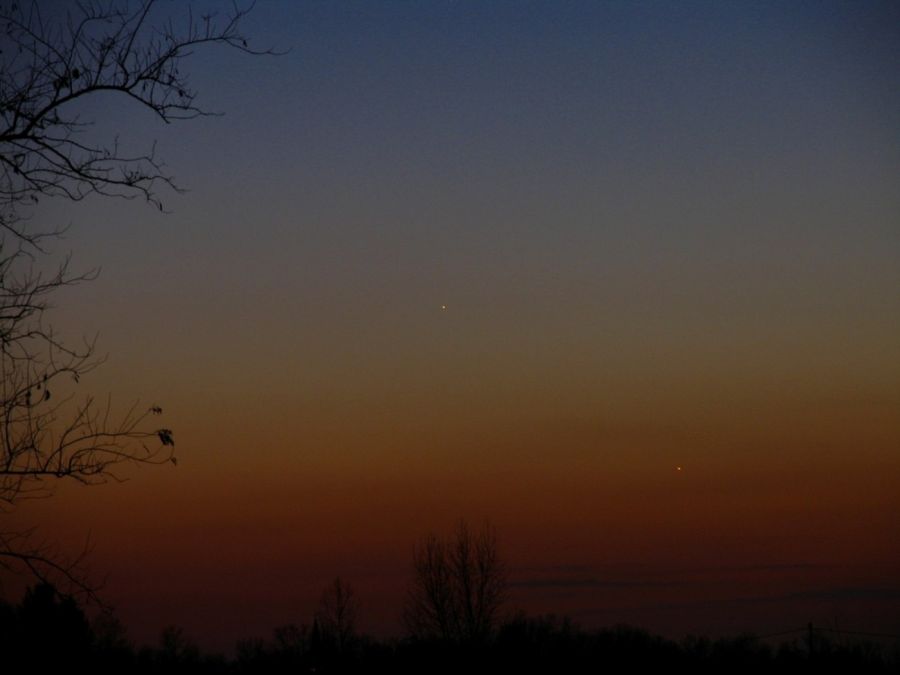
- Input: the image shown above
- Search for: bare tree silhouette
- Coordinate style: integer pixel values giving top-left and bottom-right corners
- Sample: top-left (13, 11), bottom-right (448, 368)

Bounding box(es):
top-left (315, 576), bottom-right (359, 654)
top-left (404, 519), bottom-right (508, 645)
top-left (0, 0), bottom-right (274, 601)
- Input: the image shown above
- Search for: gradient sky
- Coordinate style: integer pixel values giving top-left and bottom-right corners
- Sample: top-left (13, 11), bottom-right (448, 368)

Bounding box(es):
top-left (5, 0), bottom-right (900, 653)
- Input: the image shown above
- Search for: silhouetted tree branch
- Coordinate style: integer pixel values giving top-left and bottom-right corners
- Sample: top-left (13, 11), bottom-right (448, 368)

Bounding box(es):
top-left (0, 0), bottom-right (274, 229)
top-left (404, 519), bottom-right (508, 645)
top-left (0, 0), bottom-right (272, 601)
top-left (315, 576), bottom-right (359, 654)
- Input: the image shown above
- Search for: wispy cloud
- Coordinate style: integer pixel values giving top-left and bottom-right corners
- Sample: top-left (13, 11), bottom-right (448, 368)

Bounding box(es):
top-left (699, 563), bottom-right (830, 574)
top-left (767, 587), bottom-right (900, 603)
top-left (511, 577), bottom-right (680, 590)
top-left (570, 586), bottom-right (900, 617)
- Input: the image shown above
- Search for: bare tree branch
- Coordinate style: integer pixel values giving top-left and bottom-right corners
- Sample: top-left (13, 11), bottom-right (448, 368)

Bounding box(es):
top-left (315, 576), bottom-right (360, 654)
top-left (1, 0), bottom-right (279, 228)
top-left (404, 519), bottom-right (508, 645)
top-left (0, 0), bottom-right (273, 601)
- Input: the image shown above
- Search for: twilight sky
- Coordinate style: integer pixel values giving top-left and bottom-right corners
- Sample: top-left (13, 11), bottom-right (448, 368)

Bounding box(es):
top-left (6, 0), bottom-right (900, 652)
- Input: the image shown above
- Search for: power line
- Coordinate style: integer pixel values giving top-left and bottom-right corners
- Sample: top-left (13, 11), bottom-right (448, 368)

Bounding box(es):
top-left (754, 627), bottom-right (805, 639)
top-left (817, 627), bottom-right (900, 640)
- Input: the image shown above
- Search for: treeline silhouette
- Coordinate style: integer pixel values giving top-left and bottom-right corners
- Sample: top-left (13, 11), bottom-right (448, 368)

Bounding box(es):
top-left (1, 583), bottom-right (897, 674)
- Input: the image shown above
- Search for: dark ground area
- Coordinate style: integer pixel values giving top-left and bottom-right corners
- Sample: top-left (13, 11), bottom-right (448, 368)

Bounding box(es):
top-left (2, 584), bottom-right (898, 674)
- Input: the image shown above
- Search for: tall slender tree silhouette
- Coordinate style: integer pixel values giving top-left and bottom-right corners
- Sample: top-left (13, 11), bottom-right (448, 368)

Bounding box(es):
top-left (315, 576), bottom-right (359, 654)
top-left (404, 519), bottom-right (508, 645)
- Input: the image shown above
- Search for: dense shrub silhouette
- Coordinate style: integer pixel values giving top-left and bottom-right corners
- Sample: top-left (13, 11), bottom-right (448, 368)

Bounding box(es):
top-left (3, 583), bottom-right (92, 668)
